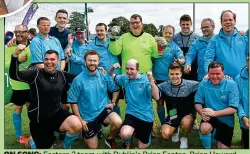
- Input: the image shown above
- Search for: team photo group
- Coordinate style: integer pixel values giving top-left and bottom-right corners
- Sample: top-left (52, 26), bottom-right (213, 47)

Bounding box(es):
top-left (4, 3), bottom-right (249, 150)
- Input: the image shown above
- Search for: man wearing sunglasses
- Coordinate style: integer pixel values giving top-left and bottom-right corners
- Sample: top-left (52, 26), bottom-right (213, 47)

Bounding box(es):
top-left (5, 24), bottom-right (35, 148)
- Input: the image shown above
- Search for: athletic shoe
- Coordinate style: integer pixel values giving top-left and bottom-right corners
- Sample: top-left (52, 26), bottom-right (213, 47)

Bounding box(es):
top-left (98, 128), bottom-right (104, 139)
top-left (105, 138), bottom-right (117, 149)
top-left (192, 120), bottom-right (199, 131)
top-left (122, 141), bottom-right (131, 149)
top-left (180, 137), bottom-right (188, 149)
top-left (171, 127), bottom-right (180, 142)
top-left (17, 136), bottom-right (29, 147)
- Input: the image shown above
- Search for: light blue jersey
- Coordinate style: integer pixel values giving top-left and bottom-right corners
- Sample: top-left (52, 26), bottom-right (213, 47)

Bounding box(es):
top-left (152, 41), bottom-right (184, 81)
top-left (69, 40), bottom-right (89, 75)
top-left (88, 36), bottom-right (121, 74)
top-left (185, 36), bottom-right (211, 81)
top-left (204, 28), bottom-right (248, 78)
top-left (30, 33), bottom-right (65, 70)
top-left (235, 66), bottom-right (249, 129)
top-left (68, 70), bottom-right (119, 122)
top-left (195, 78), bottom-right (239, 127)
top-left (114, 74), bottom-right (154, 122)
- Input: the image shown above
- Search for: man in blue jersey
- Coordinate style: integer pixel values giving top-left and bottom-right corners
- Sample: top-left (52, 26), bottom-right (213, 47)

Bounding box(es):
top-left (195, 61), bottom-right (239, 149)
top-left (68, 50), bottom-right (122, 149)
top-left (30, 17), bottom-right (65, 71)
top-left (173, 14), bottom-right (200, 81)
top-left (49, 9), bottom-right (70, 50)
top-left (235, 56), bottom-right (249, 149)
top-left (88, 23), bottom-right (122, 116)
top-left (149, 63), bottom-right (199, 149)
top-left (152, 24), bottom-right (185, 132)
top-left (204, 10), bottom-right (248, 79)
top-left (65, 25), bottom-right (88, 75)
top-left (109, 59), bottom-right (158, 149)
top-left (184, 18), bottom-right (215, 81)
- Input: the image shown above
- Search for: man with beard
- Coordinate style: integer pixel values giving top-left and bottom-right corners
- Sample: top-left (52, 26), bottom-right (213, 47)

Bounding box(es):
top-left (68, 50), bottom-right (122, 149)
top-left (9, 49), bottom-right (82, 149)
top-left (184, 18), bottom-right (215, 81)
top-left (108, 59), bottom-right (159, 149)
top-left (5, 24), bottom-right (35, 148)
top-left (195, 61), bottom-right (239, 149)
top-left (204, 10), bottom-right (248, 79)
top-left (152, 25), bottom-right (185, 138)
top-left (149, 63), bottom-right (199, 149)
top-left (87, 23), bottom-right (122, 139)
top-left (235, 56), bottom-right (249, 149)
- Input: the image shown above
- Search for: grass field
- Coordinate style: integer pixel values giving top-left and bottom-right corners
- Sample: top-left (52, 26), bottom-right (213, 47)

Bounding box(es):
top-left (4, 100), bottom-right (242, 149)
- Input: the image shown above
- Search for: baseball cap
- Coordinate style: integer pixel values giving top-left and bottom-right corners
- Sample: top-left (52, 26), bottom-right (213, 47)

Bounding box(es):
top-left (75, 25), bottom-right (86, 33)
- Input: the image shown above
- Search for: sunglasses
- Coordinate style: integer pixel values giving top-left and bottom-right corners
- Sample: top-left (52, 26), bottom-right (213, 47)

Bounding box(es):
top-left (130, 21), bottom-right (141, 25)
top-left (14, 30), bottom-right (28, 34)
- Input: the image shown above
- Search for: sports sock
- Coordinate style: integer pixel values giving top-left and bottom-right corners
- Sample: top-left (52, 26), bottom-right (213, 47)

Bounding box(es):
top-left (199, 132), bottom-right (211, 149)
top-left (62, 131), bottom-right (80, 149)
top-left (157, 107), bottom-right (165, 125)
top-left (13, 112), bottom-right (22, 139)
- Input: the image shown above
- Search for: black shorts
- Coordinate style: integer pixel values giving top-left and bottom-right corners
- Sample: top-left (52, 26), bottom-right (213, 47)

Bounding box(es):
top-left (108, 88), bottom-right (124, 102)
top-left (29, 108), bottom-right (72, 149)
top-left (201, 118), bottom-right (234, 147)
top-left (10, 89), bottom-right (31, 106)
top-left (241, 127), bottom-right (249, 149)
top-left (164, 113), bottom-right (195, 128)
top-left (82, 108), bottom-right (113, 139)
top-left (122, 114), bottom-right (153, 144)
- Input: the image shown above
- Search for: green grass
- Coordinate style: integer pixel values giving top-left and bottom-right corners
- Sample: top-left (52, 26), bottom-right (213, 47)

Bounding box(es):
top-left (4, 100), bottom-right (242, 149)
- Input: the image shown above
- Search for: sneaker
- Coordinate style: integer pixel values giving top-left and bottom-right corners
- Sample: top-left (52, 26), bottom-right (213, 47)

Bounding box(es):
top-left (171, 127), bottom-right (180, 142)
top-left (98, 128), bottom-right (104, 139)
top-left (180, 137), bottom-right (188, 149)
top-left (192, 120), bottom-right (199, 131)
top-left (17, 136), bottom-right (29, 147)
top-left (122, 141), bottom-right (131, 149)
top-left (105, 138), bottom-right (117, 149)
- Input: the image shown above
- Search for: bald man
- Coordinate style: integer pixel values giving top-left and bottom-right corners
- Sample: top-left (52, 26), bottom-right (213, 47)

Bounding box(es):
top-left (108, 59), bottom-right (158, 149)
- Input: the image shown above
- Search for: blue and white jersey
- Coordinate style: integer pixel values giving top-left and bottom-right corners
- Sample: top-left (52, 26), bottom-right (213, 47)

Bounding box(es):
top-left (195, 78), bottom-right (239, 127)
top-left (115, 74), bottom-right (154, 122)
top-left (68, 70), bottom-right (119, 122)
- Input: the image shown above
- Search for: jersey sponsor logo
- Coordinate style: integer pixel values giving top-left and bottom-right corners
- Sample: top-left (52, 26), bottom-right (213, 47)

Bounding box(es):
top-left (221, 95), bottom-right (227, 101)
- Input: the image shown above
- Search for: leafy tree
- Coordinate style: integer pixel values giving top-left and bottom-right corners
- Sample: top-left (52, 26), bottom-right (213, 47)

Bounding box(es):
top-left (68, 11), bottom-right (85, 34)
top-left (143, 23), bottom-right (158, 36)
top-left (108, 16), bottom-right (130, 35)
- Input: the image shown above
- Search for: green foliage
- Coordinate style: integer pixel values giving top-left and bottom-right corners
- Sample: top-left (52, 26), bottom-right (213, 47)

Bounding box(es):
top-left (108, 16), bottom-right (130, 35)
top-left (68, 11), bottom-right (85, 34)
top-left (5, 102), bottom-right (242, 149)
top-left (143, 23), bottom-right (158, 36)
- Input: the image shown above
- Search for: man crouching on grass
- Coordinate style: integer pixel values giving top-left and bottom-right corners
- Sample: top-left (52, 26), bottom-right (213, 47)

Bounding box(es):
top-left (68, 50), bottom-right (122, 149)
top-left (9, 46), bottom-right (82, 149)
